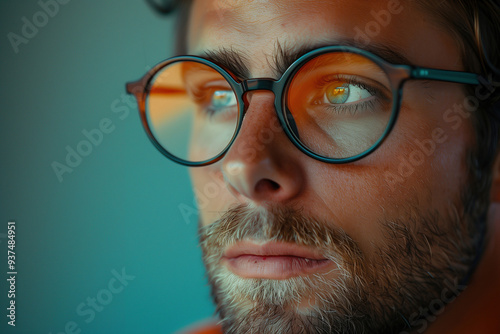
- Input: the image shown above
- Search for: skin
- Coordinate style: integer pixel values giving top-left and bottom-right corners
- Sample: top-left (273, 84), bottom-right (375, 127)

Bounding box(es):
top-left (184, 0), bottom-right (500, 332)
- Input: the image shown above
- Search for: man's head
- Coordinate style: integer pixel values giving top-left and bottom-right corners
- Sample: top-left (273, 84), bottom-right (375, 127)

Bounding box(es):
top-left (137, 0), bottom-right (500, 332)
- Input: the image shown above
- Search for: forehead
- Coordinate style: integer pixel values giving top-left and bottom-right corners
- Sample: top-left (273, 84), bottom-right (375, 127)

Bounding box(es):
top-left (187, 0), bottom-right (462, 76)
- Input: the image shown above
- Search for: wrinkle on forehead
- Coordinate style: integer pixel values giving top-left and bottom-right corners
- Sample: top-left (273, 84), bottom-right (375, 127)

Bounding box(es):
top-left (189, 0), bottom-right (463, 75)
top-left (188, 0), bottom-right (353, 52)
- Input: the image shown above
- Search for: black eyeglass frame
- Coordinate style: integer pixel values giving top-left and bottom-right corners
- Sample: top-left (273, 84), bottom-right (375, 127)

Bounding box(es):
top-left (126, 45), bottom-right (480, 167)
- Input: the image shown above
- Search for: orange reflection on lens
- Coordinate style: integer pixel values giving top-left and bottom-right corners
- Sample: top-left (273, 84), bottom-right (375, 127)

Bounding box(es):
top-left (146, 61), bottom-right (240, 163)
top-left (286, 52), bottom-right (394, 159)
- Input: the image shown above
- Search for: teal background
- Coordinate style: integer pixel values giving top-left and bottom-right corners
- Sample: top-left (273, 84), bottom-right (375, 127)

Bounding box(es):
top-left (0, 1), bottom-right (215, 333)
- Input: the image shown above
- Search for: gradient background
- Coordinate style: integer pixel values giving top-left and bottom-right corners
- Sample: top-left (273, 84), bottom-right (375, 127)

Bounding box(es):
top-left (0, 1), bottom-right (215, 333)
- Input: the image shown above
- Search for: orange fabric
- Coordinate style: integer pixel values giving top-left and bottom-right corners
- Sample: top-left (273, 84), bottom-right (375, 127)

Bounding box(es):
top-left (179, 321), bottom-right (223, 334)
top-left (187, 324), bottom-right (223, 334)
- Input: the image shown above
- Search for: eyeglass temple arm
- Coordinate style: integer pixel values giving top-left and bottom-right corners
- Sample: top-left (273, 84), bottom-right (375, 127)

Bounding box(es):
top-left (126, 79), bottom-right (145, 98)
top-left (126, 79), bottom-right (187, 98)
top-left (410, 67), bottom-right (479, 85)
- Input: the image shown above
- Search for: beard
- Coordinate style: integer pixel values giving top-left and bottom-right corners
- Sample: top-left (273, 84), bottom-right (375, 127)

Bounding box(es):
top-left (199, 176), bottom-right (486, 334)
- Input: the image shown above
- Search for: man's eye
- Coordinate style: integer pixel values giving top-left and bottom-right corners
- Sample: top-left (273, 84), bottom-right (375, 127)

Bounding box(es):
top-left (211, 90), bottom-right (237, 109)
top-left (323, 82), bottom-right (373, 105)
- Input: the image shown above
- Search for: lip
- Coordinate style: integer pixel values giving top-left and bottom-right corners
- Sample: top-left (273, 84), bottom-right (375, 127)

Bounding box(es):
top-left (221, 241), bottom-right (335, 279)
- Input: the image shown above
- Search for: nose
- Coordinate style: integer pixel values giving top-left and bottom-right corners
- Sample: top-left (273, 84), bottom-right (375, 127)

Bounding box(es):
top-left (221, 91), bottom-right (305, 203)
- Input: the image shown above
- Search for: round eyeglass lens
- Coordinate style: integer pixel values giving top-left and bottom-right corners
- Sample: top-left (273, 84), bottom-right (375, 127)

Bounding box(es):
top-left (146, 60), bottom-right (240, 163)
top-left (285, 52), bottom-right (395, 160)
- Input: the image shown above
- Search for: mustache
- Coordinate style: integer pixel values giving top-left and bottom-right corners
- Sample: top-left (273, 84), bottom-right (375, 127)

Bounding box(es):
top-left (199, 203), bottom-right (365, 269)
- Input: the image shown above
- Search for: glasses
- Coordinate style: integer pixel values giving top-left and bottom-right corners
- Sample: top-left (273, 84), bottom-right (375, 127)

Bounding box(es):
top-left (126, 45), bottom-right (479, 166)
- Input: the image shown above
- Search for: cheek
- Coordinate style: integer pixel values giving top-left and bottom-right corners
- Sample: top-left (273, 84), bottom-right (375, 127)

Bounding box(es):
top-left (190, 164), bottom-right (236, 226)
top-left (300, 162), bottom-right (401, 255)
top-left (304, 85), bottom-right (473, 252)
top-left (387, 82), bottom-right (474, 199)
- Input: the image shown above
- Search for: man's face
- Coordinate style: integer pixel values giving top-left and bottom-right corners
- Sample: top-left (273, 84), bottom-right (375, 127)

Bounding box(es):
top-left (187, 0), bottom-right (481, 332)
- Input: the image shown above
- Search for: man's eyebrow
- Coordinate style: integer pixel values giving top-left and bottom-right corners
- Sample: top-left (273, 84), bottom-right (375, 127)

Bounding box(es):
top-left (272, 39), bottom-right (414, 76)
top-left (201, 40), bottom-right (413, 80)
top-left (202, 47), bottom-right (251, 80)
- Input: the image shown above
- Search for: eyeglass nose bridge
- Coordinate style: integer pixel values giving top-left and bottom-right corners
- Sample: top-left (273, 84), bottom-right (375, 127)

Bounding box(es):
top-left (241, 78), bottom-right (277, 92)
top-left (240, 78), bottom-right (280, 110)
top-left (239, 77), bottom-right (300, 140)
